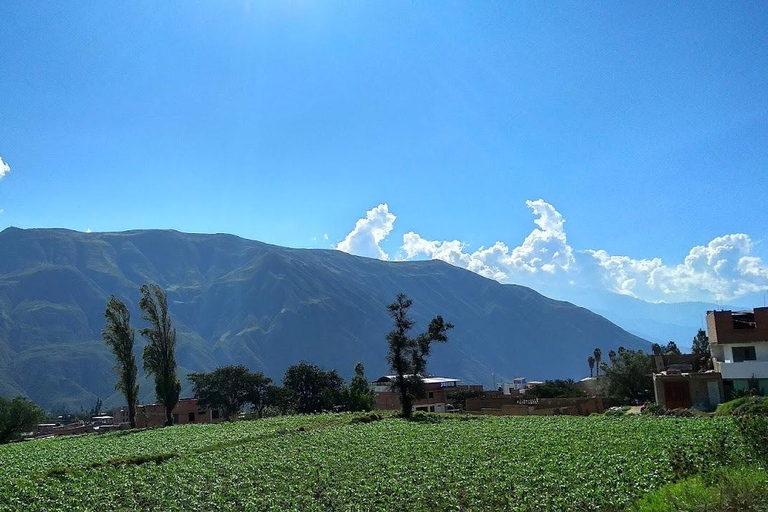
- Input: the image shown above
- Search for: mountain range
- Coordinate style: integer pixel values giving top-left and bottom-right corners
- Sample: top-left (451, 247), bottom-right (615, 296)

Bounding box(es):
top-left (0, 227), bottom-right (649, 411)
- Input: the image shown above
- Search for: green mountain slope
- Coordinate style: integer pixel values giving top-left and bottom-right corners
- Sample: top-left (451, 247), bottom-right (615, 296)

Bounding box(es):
top-left (0, 227), bottom-right (649, 410)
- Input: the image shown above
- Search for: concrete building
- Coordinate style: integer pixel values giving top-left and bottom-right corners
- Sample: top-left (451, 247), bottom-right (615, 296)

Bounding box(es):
top-left (372, 375), bottom-right (482, 413)
top-left (652, 353), bottom-right (723, 411)
top-left (708, 307), bottom-right (768, 396)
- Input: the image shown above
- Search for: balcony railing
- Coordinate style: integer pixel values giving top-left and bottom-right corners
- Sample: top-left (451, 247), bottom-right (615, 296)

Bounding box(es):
top-left (714, 359), bottom-right (768, 380)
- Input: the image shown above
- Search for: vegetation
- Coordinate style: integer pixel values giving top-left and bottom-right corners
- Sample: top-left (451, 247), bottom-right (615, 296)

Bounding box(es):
top-left (102, 296), bottom-right (139, 428)
top-left (600, 349), bottom-right (654, 404)
top-left (0, 396), bottom-right (46, 444)
top-left (587, 355), bottom-right (595, 377)
top-left (525, 379), bottom-right (585, 398)
top-left (0, 414), bottom-right (754, 510)
top-left (188, 366), bottom-right (272, 420)
top-left (138, 284), bottom-right (181, 426)
top-left (283, 361), bottom-right (345, 413)
top-left (386, 293), bottom-right (453, 417)
top-left (447, 389), bottom-right (484, 411)
top-left (651, 341), bottom-right (682, 356)
top-left (344, 362), bottom-right (374, 412)
top-left (593, 348), bottom-right (602, 377)
top-left (691, 329), bottom-right (710, 355)
top-left (632, 466), bottom-right (768, 512)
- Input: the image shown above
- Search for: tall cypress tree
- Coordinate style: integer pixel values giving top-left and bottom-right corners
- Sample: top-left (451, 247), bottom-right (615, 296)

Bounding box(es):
top-left (139, 284), bottom-right (180, 427)
top-left (102, 296), bottom-right (139, 428)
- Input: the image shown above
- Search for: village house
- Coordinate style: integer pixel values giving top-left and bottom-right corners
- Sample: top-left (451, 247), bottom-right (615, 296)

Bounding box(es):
top-left (113, 398), bottom-right (223, 428)
top-left (651, 353), bottom-right (723, 410)
top-left (371, 375), bottom-right (482, 413)
top-left (708, 307), bottom-right (768, 396)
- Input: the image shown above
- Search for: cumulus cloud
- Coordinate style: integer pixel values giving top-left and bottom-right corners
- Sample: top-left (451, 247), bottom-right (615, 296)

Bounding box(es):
top-left (335, 204), bottom-right (396, 260)
top-left (0, 155), bottom-right (10, 181)
top-left (401, 199), bottom-right (575, 281)
top-left (584, 234), bottom-right (768, 302)
top-left (338, 199), bottom-right (768, 303)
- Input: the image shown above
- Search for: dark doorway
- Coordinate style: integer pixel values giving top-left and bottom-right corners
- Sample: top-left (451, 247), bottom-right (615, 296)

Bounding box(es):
top-left (663, 381), bottom-right (691, 409)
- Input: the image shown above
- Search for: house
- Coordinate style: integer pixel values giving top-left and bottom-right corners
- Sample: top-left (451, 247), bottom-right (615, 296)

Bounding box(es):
top-left (115, 398), bottom-right (223, 428)
top-left (501, 377), bottom-right (528, 395)
top-left (371, 375), bottom-right (482, 413)
top-left (708, 307), bottom-right (768, 397)
top-left (651, 353), bottom-right (723, 410)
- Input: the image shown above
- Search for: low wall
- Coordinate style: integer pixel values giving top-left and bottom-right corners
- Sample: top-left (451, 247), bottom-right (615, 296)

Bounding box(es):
top-left (466, 396), bottom-right (603, 416)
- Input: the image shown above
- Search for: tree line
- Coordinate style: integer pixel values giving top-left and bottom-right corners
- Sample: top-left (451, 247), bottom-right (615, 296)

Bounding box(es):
top-left (103, 287), bottom-right (451, 427)
top-left (0, 288), bottom-right (451, 441)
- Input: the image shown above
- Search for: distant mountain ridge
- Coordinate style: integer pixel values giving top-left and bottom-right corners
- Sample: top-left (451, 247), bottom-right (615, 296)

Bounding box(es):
top-left (0, 227), bottom-right (649, 411)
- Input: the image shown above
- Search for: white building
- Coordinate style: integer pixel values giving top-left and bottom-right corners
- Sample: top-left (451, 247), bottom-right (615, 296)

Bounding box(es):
top-left (708, 308), bottom-right (768, 396)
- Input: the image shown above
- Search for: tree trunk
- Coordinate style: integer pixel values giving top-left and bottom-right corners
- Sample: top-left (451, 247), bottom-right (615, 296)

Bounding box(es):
top-left (398, 376), bottom-right (412, 418)
top-left (128, 401), bottom-right (137, 429)
top-left (165, 406), bottom-right (173, 426)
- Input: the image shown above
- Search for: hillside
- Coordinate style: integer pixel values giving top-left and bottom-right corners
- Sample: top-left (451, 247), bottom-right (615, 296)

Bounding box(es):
top-left (0, 227), bottom-right (648, 410)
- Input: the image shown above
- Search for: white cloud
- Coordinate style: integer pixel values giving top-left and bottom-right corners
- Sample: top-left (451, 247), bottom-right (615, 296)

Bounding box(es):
top-left (584, 234), bottom-right (768, 302)
top-left (335, 204), bottom-right (396, 260)
top-left (0, 155), bottom-right (10, 181)
top-left (340, 199), bottom-right (768, 303)
top-left (86, 228), bottom-right (92, 233)
top-left (323, 233), bottom-right (329, 241)
top-left (401, 199), bottom-right (575, 281)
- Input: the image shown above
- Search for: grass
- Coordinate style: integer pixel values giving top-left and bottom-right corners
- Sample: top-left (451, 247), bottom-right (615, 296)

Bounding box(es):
top-left (0, 413), bottom-right (756, 511)
top-left (632, 466), bottom-right (768, 512)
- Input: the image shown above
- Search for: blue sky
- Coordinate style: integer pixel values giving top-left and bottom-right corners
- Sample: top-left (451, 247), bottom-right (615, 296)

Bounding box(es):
top-left (1, 2), bottom-right (767, 303)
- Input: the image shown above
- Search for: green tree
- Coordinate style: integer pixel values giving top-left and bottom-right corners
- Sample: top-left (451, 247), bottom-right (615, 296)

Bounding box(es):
top-left (189, 365), bottom-right (273, 420)
top-left (139, 284), bottom-right (181, 427)
top-left (692, 329), bottom-right (710, 355)
top-left (386, 293), bottom-right (453, 418)
top-left (346, 362), bottom-right (375, 412)
top-left (600, 349), bottom-right (654, 404)
top-left (283, 361), bottom-right (345, 413)
top-left (652, 341), bottom-right (683, 356)
top-left (102, 296), bottom-right (139, 428)
top-left (526, 379), bottom-right (585, 398)
top-left (0, 396), bottom-right (46, 444)
top-left (266, 386), bottom-right (294, 415)
top-left (593, 348), bottom-right (602, 377)
top-left (447, 389), bottom-right (483, 412)
top-left (588, 356), bottom-right (595, 377)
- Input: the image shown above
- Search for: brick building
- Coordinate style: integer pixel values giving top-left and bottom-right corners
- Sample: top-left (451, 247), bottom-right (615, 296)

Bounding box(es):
top-left (113, 398), bottom-right (223, 428)
top-left (372, 375), bottom-right (482, 413)
top-left (707, 307), bottom-right (768, 396)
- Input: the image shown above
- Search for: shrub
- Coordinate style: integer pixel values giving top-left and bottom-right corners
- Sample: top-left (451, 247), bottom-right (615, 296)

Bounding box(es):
top-left (632, 466), bottom-right (768, 511)
top-left (715, 397), bottom-right (753, 416)
top-left (641, 403), bottom-right (666, 416)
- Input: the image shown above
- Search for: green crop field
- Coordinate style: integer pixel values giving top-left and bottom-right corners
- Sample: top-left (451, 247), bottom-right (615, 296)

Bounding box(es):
top-left (0, 413), bottom-right (754, 511)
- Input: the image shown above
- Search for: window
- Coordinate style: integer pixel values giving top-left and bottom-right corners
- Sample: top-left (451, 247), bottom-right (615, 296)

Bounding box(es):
top-left (428, 392), bottom-right (434, 399)
top-left (212, 409), bottom-right (220, 420)
top-left (429, 406), bottom-right (435, 412)
top-left (732, 346), bottom-right (757, 362)
top-left (188, 412), bottom-right (195, 422)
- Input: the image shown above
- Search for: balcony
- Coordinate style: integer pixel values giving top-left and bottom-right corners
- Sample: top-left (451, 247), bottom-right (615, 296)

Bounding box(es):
top-left (714, 359), bottom-right (768, 380)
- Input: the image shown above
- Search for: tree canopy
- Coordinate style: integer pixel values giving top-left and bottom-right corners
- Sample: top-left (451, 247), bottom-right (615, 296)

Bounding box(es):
top-left (283, 361), bottom-right (345, 414)
top-left (0, 396), bottom-right (46, 444)
top-left (600, 349), bottom-right (654, 404)
top-left (189, 366), bottom-right (272, 420)
top-left (692, 329), bottom-right (710, 355)
top-left (345, 362), bottom-right (374, 412)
